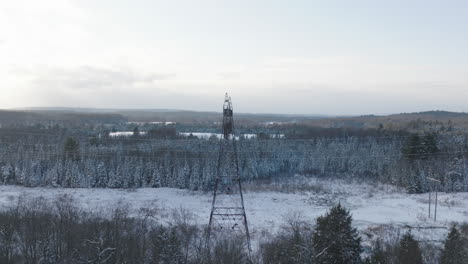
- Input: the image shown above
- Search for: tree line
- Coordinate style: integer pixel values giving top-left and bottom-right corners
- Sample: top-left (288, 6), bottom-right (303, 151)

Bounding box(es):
top-left (1, 127), bottom-right (468, 193)
top-left (0, 197), bottom-right (465, 264)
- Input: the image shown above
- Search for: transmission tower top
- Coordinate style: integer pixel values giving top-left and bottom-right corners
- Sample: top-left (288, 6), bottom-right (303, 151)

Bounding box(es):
top-left (222, 93), bottom-right (234, 140)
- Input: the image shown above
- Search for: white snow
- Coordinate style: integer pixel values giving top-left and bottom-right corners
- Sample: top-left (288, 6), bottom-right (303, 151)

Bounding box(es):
top-left (127, 122), bottom-right (176, 125)
top-left (179, 132), bottom-right (257, 139)
top-left (0, 177), bottom-right (466, 244)
top-left (109, 131), bottom-right (148, 137)
top-left (179, 133), bottom-right (284, 139)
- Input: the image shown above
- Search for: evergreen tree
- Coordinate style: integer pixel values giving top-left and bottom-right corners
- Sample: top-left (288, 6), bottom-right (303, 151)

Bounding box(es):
top-left (44, 164), bottom-right (59, 187)
top-left (421, 133), bottom-right (439, 158)
top-left (365, 239), bottom-right (386, 264)
top-left (440, 226), bottom-right (467, 264)
top-left (95, 162), bottom-right (107, 188)
top-left (201, 163), bottom-right (214, 191)
top-left (313, 203), bottom-right (363, 264)
top-left (1, 163), bottom-right (14, 184)
top-left (402, 133), bottom-right (438, 161)
top-left (149, 163), bottom-right (162, 188)
top-left (107, 167), bottom-right (122, 188)
top-left (164, 227), bottom-right (183, 264)
top-left (133, 160), bottom-right (144, 188)
top-left (408, 170), bottom-right (426, 194)
top-left (402, 134), bottom-right (421, 160)
top-left (397, 230), bottom-right (423, 264)
top-left (64, 137), bottom-right (80, 160)
top-left (63, 161), bottom-right (74, 187)
top-left (83, 159), bottom-right (96, 187)
top-left (162, 155), bottom-right (172, 187)
top-left (177, 160), bottom-right (189, 189)
top-left (445, 155), bottom-right (465, 192)
top-left (189, 161), bottom-right (201, 190)
top-left (70, 162), bottom-right (84, 187)
top-left (132, 126), bottom-right (140, 137)
top-left (121, 159), bottom-right (133, 188)
top-left (27, 161), bottom-right (42, 187)
top-left (149, 226), bottom-right (183, 264)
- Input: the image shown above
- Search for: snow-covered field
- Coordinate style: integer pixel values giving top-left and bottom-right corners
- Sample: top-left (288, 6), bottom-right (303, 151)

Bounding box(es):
top-left (108, 131), bottom-right (284, 139)
top-left (127, 121), bottom-right (176, 125)
top-left (179, 132), bottom-right (257, 139)
top-left (0, 177), bottom-right (466, 244)
top-left (109, 131), bottom-right (148, 137)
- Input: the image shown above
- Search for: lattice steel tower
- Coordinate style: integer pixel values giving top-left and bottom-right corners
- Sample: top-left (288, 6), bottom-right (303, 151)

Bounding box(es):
top-left (207, 93), bottom-right (251, 253)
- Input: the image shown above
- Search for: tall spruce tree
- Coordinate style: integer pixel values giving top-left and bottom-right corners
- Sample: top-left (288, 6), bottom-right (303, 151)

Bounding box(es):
top-left (401, 133), bottom-right (439, 161)
top-left (402, 134), bottom-right (421, 160)
top-left (313, 203), bottom-right (362, 264)
top-left (64, 137), bottom-right (80, 161)
top-left (421, 133), bottom-right (439, 158)
top-left (398, 230), bottom-right (423, 264)
top-left (365, 239), bottom-right (386, 264)
top-left (440, 226), bottom-right (467, 264)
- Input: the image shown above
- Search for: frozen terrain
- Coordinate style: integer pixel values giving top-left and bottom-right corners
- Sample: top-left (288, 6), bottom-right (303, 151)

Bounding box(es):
top-left (109, 131), bottom-right (148, 137)
top-left (109, 131), bottom-right (259, 139)
top-left (179, 132), bottom-right (257, 139)
top-left (0, 177), bottom-right (466, 244)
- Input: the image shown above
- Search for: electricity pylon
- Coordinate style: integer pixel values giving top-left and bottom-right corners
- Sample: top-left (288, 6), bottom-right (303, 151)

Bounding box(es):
top-left (207, 93), bottom-right (252, 254)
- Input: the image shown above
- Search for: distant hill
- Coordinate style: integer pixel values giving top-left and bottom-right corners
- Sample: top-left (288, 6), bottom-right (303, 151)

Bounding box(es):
top-left (392, 110), bottom-right (468, 118)
top-left (0, 110), bottom-right (125, 126)
top-left (6, 107), bottom-right (468, 131)
top-left (14, 107), bottom-right (328, 124)
top-left (14, 107), bottom-right (179, 113)
top-left (299, 110), bottom-right (468, 132)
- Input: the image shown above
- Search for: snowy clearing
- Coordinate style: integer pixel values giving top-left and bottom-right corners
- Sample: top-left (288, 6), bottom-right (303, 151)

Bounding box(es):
top-left (179, 132), bottom-right (257, 139)
top-left (109, 131), bottom-right (148, 137)
top-left (0, 177), bottom-right (466, 244)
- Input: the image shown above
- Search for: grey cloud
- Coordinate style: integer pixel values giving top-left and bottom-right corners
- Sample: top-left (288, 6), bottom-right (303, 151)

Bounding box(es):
top-left (21, 65), bottom-right (224, 110)
top-left (18, 65), bottom-right (468, 115)
top-left (32, 66), bottom-right (176, 91)
top-left (25, 65), bottom-right (184, 109)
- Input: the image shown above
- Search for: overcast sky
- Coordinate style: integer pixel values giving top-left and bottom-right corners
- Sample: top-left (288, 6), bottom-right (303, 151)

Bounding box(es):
top-left (1, 0), bottom-right (467, 115)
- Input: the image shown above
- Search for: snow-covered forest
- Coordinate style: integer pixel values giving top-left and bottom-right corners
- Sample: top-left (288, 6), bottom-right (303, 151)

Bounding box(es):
top-left (0, 112), bottom-right (468, 263)
top-left (4, 0), bottom-right (468, 261)
top-left (0, 124), bottom-right (467, 193)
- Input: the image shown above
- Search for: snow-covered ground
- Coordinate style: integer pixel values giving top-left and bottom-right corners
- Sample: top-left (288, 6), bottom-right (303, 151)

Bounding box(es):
top-left (179, 132), bottom-right (257, 139)
top-left (127, 121), bottom-right (176, 125)
top-left (109, 131), bottom-right (148, 137)
top-left (0, 177), bottom-right (466, 244)
top-left (108, 131), bottom-right (284, 139)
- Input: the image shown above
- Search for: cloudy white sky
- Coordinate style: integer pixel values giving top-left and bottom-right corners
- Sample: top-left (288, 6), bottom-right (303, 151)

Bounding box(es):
top-left (1, 0), bottom-right (467, 115)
